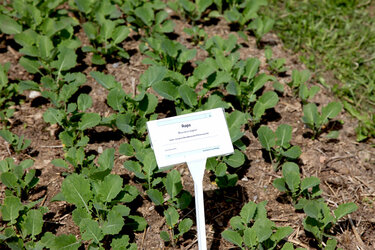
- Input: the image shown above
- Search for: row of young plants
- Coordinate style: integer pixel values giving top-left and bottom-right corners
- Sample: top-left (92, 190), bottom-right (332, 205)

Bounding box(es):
top-left (0, 0), bottom-right (357, 249)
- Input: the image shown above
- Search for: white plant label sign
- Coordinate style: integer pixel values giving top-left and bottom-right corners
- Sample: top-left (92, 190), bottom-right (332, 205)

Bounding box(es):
top-left (147, 108), bottom-right (234, 250)
top-left (147, 108), bottom-right (234, 168)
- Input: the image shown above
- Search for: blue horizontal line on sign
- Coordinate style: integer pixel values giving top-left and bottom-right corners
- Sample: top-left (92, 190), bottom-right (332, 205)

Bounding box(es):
top-left (157, 113), bottom-right (211, 126)
top-left (166, 146), bottom-right (220, 159)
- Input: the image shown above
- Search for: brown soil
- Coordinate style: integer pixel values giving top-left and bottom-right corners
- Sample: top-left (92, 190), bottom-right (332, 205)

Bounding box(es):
top-left (1, 13), bottom-right (375, 250)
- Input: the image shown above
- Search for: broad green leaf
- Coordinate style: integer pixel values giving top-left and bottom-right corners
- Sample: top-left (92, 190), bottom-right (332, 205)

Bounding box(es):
top-left (275, 124), bottom-right (292, 148)
top-left (61, 174), bottom-right (92, 212)
top-left (0, 14), bottom-right (22, 34)
top-left (82, 22), bottom-right (97, 40)
top-left (22, 209), bottom-right (43, 239)
top-left (257, 91), bottom-right (279, 109)
top-left (112, 204), bottom-right (130, 217)
top-left (201, 94), bottom-right (230, 110)
top-left (98, 174), bottom-right (122, 202)
top-left (100, 20), bottom-right (115, 43)
top-left (272, 178), bottom-right (287, 192)
top-left (282, 145), bottom-right (302, 159)
top-left (178, 84), bottom-right (197, 108)
top-left (252, 73), bottom-right (273, 93)
top-left (257, 125), bottom-right (275, 151)
top-left (270, 226), bottom-right (293, 242)
top-left (119, 143), bottom-right (134, 156)
top-left (291, 69), bottom-right (310, 87)
top-left (282, 162), bottom-right (300, 194)
top-left (111, 235), bottom-right (131, 249)
top-left (51, 234), bottom-right (80, 250)
top-left (325, 239), bottom-right (338, 250)
top-left (164, 206), bottom-right (179, 227)
top-left (222, 230), bottom-right (243, 247)
top-left (112, 26), bottom-right (130, 44)
top-left (179, 48), bottom-right (197, 63)
top-left (102, 210), bottom-right (124, 235)
top-left (303, 200), bottom-right (321, 219)
top-left (243, 227), bottom-right (257, 248)
top-left (116, 113), bottom-right (133, 134)
top-left (139, 93), bottom-right (158, 115)
top-left (152, 81), bottom-right (178, 101)
top-left (240, 201), bottom-right (257, 224)
top-left (75, 0), bottom-right (93, 13)
top-left (51, 47), bottom-right (77, 72)
top-left (72, 208), bottom-right (90, 226)
top-left (334, 202), bottom-right (358, 220)
top-left (135, 5), bottom-right (154, 26)
top-left (193, 59), bottom-right (216, 80)
top-left (301, 176), bottom-right (320, 192)
top-left (90, 71), bottom-right (120, 90)
top-left (139, 65), bottom-right (167, 89)
top-left (160, 231), bottom-right (170, 242)
top-left (281, 242), bottom-right (294, 250)
top-left (302, 103), bottom-right (319, 128)
top-left (165, 169), bottom-right (182, 198)
top-left (178, 218), bottom-right (193, 234)
top-left (124, 160), bottom-right (145, 179)
top-left (224, 149), bottom-right (245, 168)
top-left (229, 216), bottom-right (245, 230)
top-left (321, 102), bottom-right (342, 124)
top-left (80, 218), bottom-right (103, 243)
top-left (19, 57), bottom-right (41, 74)
top-left (1, 196), bottom-right (23, 224)
top-left (226, 80), bottom-right (240, 96)
top-left (77, 94), bottom-right (92, 112)
top-left (98, 148), bottom-right (115, 170)
top-left (253, 217), bottom-right (274, 242)
top-left (197, 0), bottom-right (212, 13)
top-left (38, 35), bottom-right (53, 60)
top-left (128, 215), bottom-right (147, 231)
top-left (326, 130), bottom-right (339, 139)
top-left (146, 189), bottom-right (164, 206)
top-left (19, 80), bottom-right (40, 92)
top-left (1, 172), bottom-right (18, 190)
top-left (227, 110), bottom-right (246, 142)
top-left (78, 113), bottom-right (101, 130)
top-left (107, 88), bottom-right (126, 112)
top-left (245, 58), bottom-right (260, 80)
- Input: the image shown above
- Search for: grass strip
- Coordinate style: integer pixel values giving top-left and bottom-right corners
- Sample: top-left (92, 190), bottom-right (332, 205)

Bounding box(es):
top-left (268, 0), bottom-right (375, 141)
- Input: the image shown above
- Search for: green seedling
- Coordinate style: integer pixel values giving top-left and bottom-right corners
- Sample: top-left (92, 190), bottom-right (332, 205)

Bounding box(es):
top-left (0, 129), bottom-right (31, 153)
top-left (160, 206), bottom-right (193, 247)
top-left (222, 201), bottom-right (293, 249)
top-left (265, 47), bottom-right (287, 74)
top-left (288, 69), bottom-right (320, 104)
top-left (141, 35), bottom-right (197, 72)
top-left (82, 20), bottom-right (131, 64)
top-left (168, 0), bottom-right (213, 24)
top-left (53, 148), bottom-right (144, 249)
top-left (0, 63), bottom-right (17, 126)
top-left (120, 0), bottom-right (175, 36)
top-left (91, 70), bottom-right (158, 138)
top-left (0, 158), bottom-right (38, 199)
top-left (222, 0), bottom-right (269, 41)
top-left (122, 138), bottom-right (161, 190)
top-left (248, 16), bottom-right (274, 47)
top-left (183, 26), bottom-right (207, 45)
top-left (272, 162), bottom-right (321, 203)
top-left (296, 199), bottom-right (357, 248)
top-left (257, 125), bottom-right (302, 170)
top-left (302, 102), bottom-right (342, 139)
top-left (0, 194), bottom-right (48, 249)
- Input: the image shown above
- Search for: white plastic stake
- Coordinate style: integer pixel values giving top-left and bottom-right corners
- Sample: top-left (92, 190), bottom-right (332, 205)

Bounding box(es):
top-left (187, 158), bottom-right (207, 250)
